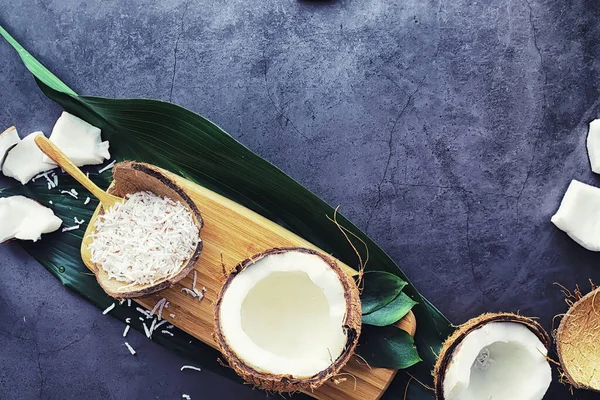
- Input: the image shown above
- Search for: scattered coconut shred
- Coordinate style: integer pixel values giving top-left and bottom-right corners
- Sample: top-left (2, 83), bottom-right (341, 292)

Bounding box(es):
top-left (181, 271), bottom-right (206, 301)
top-left (181, 365), bottom-right (202, 373)
top-left (87, 191), bottom-right (199, 287)
top-left (124, 342), bottom-right (136, 356)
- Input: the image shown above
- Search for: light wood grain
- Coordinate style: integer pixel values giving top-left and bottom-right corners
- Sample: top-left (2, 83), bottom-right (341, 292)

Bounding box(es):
top-left (81, 167), bottom-right (415, 400)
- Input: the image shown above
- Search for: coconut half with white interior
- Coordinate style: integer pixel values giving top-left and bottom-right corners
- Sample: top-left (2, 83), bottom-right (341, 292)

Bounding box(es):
top-left (434, 313), bottom-right (552, 400)
top-left (83, 161), bottom-right (204, 298)
top-left (214, 247), bottom-right (361, 392)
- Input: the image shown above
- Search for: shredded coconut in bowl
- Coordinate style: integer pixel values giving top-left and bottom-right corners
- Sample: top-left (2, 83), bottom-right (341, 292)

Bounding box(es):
top-left (88, 191), bottom-right (199, 288)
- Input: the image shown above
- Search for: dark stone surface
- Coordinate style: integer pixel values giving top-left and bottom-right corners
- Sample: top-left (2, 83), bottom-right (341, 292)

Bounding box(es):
top-left (1, 0), bottom-right (599, 399)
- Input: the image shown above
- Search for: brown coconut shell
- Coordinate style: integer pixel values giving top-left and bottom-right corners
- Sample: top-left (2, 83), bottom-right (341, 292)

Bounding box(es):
top-left (433, 312), bottom-right (551, 400)
top-left (556, 287), bottom-right (600, 391)
top-left (214, 247), bottom-right (362, 393)
top-left (90, 161), bottom-right (204, 298)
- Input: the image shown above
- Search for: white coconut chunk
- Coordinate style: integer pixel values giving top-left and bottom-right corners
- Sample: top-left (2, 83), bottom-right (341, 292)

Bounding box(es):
top-left (42, 112), bottom-right (110, 166)
top-left (443, 322), bottom-right (551, 400)
top-left (0, 196), bottom-right (62, 243)
top-left (587, 119), bottom-right (600, 174)
top-left (218, 251), bottom-right (348, 378)
top-left (0, 126), bottom-right (20, 168)
top-left (2, 132), bottom-right (56, 185)
top-left (551, 180), bottom-right (600, 251)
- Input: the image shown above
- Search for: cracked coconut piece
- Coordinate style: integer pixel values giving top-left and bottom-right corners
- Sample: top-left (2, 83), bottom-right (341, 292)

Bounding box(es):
top-left (0, 126), bottom-right (20, 168)
top-left (0, 196), bottom-right (62, 243)
top-left (551, 179), bottom-right (600, 251)
top-left (587, 119), bottom-right (600, 174)
top-left (43, 111), bottom-right (110, 167)
top-left (2, 132), bottom-right (56, 185)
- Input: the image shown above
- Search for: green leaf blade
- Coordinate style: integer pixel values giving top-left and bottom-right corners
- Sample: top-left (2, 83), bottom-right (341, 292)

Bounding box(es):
top-left (0, 25), bottom-right (77, 97)
top-left (360, 271), bottom-right (407, 314)
top-left (358, 325), bottom-right (422, 370)
top-left (362, 292), bottom-right (418, 327)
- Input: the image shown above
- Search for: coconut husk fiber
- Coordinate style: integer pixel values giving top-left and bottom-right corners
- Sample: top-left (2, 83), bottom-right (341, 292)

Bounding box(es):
top-left (556, 287), bottom-right (600, 391)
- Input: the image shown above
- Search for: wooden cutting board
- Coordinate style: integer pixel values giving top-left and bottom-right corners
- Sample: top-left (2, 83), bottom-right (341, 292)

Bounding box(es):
top-left (81, 167), bottom-right (416, 400)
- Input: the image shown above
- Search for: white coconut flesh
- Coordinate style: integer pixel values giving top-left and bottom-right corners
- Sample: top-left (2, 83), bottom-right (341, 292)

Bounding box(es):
top-left (2, 132), bottom-right (56, 185)
top-left (0, 196), bottom-right (62, 243)
top-left (218, 251), bottom-right (348, 378)
top-left (443, 322), bottom-right (551, 400)
top-left (0, 126), bottom-right (20, 167)
top-left (43, 112), bottom-right (110, 166)
top-left (587, 119), bottom-right (600, 174)
top-left (551, 179), bottom-right (600, 251)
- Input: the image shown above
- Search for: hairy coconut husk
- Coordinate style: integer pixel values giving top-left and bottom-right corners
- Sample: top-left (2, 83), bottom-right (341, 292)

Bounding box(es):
top-left (90, 161), bottom-right (204, 298)
top-left (556, 287), bottom-right (600, 391)
top-left (214, 247), bottom-right (362, 393)
top-left (433, 312), bottom-right (550, 400)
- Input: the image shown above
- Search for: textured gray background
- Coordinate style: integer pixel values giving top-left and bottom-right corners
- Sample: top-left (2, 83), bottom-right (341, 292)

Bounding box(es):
top-left (1, 0), bottom-right (600, 399)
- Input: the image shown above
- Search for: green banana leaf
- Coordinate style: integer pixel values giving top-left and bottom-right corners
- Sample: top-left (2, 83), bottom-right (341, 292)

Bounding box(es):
top-left (362, 292), bottom-right (417, 327)
top-left (0, 25), bottom-right (453, 399)
top-left (360, 325), bottom-right (422, 370)
top-left (360, 271), bottom-right (408, 315)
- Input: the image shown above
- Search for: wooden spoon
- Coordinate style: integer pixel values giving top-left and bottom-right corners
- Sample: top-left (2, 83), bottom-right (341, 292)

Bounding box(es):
top-left (34, 135), bottom-right (122, 209)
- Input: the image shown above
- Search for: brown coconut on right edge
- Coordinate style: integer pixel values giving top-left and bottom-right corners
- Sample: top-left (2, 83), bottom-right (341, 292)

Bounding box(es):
top-left (214, 247), bottom-right (361, 393)
top-left (434, 313), bottom-right (552, 400)
top-left (556, 286), bottom-right (600, 391)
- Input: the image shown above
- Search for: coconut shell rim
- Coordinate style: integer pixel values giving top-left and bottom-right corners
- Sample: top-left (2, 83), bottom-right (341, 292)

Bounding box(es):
top-left (433, 312), bottom-right (551, 400)
top-left (90, 161), bottom-right (204, 299)
top-left (556, 286), bottom-right (600, 392)
top-left (214, 246), bottom-right (362, 392)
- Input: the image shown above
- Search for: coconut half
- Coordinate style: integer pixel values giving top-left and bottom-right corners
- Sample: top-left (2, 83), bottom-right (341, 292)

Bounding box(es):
top-left (86, 161), bottom-right (204, 298)
top-left (556, 287), bottom-right (600, 391)
top-left (2, 132), bottom-right (56, 185)
top-left (434, 313), bottom-right (552, 400)
top-left (0, 126), bottom-right (20, 168)
top-left (0, 196), bottom-right (62, 243)
top-left (214, 247), bottom-right (361, 392)
top-left (43, 112), bottom-right (110, 166)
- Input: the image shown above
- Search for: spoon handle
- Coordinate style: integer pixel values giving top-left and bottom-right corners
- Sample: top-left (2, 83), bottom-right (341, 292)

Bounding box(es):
top-left (34, 135), bottom-right (120, 208)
